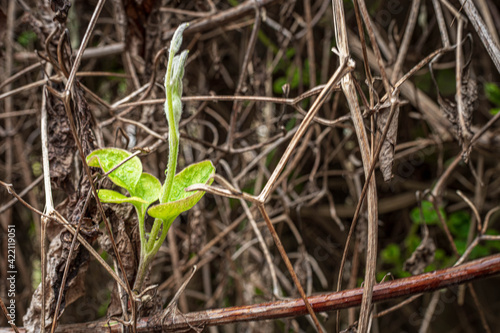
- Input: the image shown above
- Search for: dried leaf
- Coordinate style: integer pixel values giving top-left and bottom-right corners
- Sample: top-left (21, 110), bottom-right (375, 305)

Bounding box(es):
top-left (73, 83), bottom-right (97, 156)
top-left (23, 229), bottom-right (89, 332)
top-left (459, 72), bottom-right (477, 160)
top-left (355, 215), bottom-right (368, 254)
top-left (47, 87), bottom-right (76, 195)
top-left (377, 106), bottom-right (400, 182)
top-left (188, 205), bottom-right (206, 254)
top-left (98, 205), bottom-right (138, 317)
top-left (404, 224), bottom-right (436, 275)
top-left (50, 0), bottom-right (71, 24)
top-left (24, 84), bottom-right (97, 332)
top-left (435, 66), bottom-right (477, 161)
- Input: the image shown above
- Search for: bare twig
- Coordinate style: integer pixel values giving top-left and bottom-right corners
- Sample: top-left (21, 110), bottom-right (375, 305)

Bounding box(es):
top-left (258, 205), bottom-right (325, 333)
top-left (457, 0), bottom-right (500, 73)
top-left (258, 59), bottom-right (351, 202)
top-left (332, 1), bottom-right (379, 331)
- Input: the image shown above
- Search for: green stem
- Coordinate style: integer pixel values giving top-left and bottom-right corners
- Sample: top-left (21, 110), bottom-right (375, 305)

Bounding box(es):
top-left (136, 217), bottom-right (166, 292)
top-left (146, 218), bottom-right (162, 253)
top-left (135, 23), bottom-right (187, 292)
top-left (162, 129), bottom-right (178, 202)
top-left (151, 217), bottom-right (175, 255)
top-left (136, 207), bottom-right (146, 257)
top-left (133, 207), bottom-right (149, 292)
top-left (135, 217), bottom-right (174, 292)
top-left (160, 48), bottom-right (179, 204)
top-left (133, 252), bottom-right (153, 292)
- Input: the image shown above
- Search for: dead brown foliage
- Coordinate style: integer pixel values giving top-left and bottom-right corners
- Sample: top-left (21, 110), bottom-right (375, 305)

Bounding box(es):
top-left (1, 0), bottom-right (500, 332)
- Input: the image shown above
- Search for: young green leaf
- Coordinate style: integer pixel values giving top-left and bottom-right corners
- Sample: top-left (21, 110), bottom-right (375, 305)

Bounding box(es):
top-left (148, 160), bottom-right (215, 221)
top-left (96, 189), bottom-right (147, 206)
top-left (171, 50), bottom-right (188, 90)
top-left (169, 160), bottom-right (215, 201)
top-left (86, 148), bottom-right (142, 193)
top-left (131, 173), bottom-right (162, 216)
top-left (132, 173), bottom-right (162, 205)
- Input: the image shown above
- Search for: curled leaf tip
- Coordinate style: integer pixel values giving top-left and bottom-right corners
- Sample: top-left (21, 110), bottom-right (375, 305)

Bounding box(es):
top-left (169, 23), bottom-right (189, 56)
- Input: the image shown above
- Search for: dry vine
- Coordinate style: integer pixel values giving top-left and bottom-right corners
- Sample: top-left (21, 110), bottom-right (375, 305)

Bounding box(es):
top-left (1, 1), bottom-right (500, 332)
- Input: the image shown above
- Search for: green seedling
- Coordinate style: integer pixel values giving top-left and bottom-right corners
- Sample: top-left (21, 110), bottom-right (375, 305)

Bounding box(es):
top-left (86, 23), bottom-right (215, 292)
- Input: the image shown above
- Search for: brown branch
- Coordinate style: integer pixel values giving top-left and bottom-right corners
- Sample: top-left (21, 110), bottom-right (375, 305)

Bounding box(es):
top-left (458, 0), bottom-right (500, 73)
top-left (1, 254), bottom-right (499, 332)
top-left (332, 1), bottom-right (379, 331)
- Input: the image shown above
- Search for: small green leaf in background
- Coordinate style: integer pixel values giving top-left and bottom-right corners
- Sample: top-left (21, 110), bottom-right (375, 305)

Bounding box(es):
top-left (485, 82), bottom-right (500, 115)
top-left (435, 69), bottom-right (456, 96)
top-left (32, 161), bottom-right (42, 177)
top-left (257, 30), bottom-right (279, 54)
top-left (97, 290), bottom-right (111, 318)
top-left (485, 230), bottom-right (500, 251)
top-left (454, 239), bottom-right (467, 256)
top-left (273, 59), bottom-right (310, 94)
top-left (285, 117), bottom-right (296, 131)
top-left (447, 211), bottom-right (470, 238)
top-left (410, 201), bottom-right (445, 225)
top-left (485, 82), bottom-right (500, 106)
top-left (490, 108), bottom-right (500, 115)
top-left (148, 160), bottom-right (215, 222)
top-left (381, 243), bottom-right (401, 265)
top-left (404, 234), bottom-right (422, 254)
top-left (17, 30), bottom-right (37, 48)
top-left (87, 148), bottom-right (142, 193)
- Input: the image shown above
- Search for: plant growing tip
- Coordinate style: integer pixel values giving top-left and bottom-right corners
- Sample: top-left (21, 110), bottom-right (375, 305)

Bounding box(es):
top-left (169, 22), bottom-right (189, 56)
top-left (85, 23), bottom-right (215, 294)
top-left (162, 24), bottom-right (189, 205)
